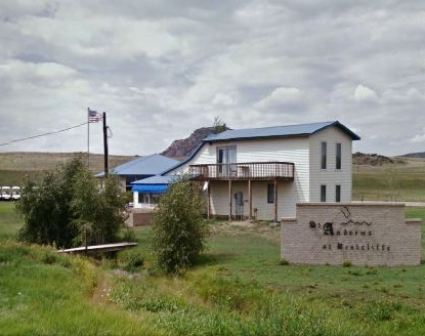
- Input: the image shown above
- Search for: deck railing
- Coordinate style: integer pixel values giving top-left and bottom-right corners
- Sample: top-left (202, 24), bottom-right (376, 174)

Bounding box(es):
top-left (189, 162), bottom-right (295, 180)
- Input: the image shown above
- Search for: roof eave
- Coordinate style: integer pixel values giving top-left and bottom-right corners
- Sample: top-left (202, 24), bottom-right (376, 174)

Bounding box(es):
top-left (203, 133), bottom-right (312, 143)
top-left (311, 121), bottom-right (361, 141)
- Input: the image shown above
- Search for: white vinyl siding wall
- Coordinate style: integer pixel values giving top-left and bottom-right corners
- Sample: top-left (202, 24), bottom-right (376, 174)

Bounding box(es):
top-left (174, 137), bottom-right (310, 218)
top-left (309, 127), bottom-right (353, 203)
top-left (169, 125), bottom-right (354, 220)
top-left (208, 181), bottom-right (301, 220)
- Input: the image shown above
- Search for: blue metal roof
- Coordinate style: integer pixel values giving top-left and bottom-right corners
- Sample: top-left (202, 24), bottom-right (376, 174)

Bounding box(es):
top-left (131, 175), bottom-right (177, 185)
top-left (203, 121), bottom-right (360, 142)
top-left (96, 154), bottom-right (180, 177)
top-left (162, 121), bottom-right (360, 175)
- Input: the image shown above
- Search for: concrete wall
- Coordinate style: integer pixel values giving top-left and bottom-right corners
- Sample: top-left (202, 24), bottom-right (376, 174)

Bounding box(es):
top-left (126, 208), bottom-right (154, 227)
top-left (281, 203), bottom-right (421, 266)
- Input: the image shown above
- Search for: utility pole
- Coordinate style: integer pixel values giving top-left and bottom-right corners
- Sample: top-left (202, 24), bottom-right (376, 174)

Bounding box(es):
top-left (103, 112), bottom-right (109, 177)
top-left (87, 108), bottom-right (90, 169)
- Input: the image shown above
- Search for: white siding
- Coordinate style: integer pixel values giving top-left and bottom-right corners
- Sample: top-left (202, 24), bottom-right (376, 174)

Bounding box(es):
top-left (177, 137), bottom-right (311, 218)
top-left (309, 127), bottom-right (353, 203)
top-left (208, 181), bottom-right (302, 220)
top-left (170, 125), bottom-right (354, 220)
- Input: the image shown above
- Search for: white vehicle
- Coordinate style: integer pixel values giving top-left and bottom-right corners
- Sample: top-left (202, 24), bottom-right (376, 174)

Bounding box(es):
top-left (11, 186), bottom-right (21, 201)
top-left (1, 186), bottom-right (11, 201)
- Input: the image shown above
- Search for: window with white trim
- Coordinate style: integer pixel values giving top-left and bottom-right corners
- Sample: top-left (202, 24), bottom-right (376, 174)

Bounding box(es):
top-left (320, 185), bottom-right (327, 202)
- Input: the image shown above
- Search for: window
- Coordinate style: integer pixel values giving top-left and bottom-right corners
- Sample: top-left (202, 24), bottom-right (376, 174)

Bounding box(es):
top-left (138, 193), bottom-right (161, 204)
top-left (217, 146), bottom-right (237, 176)
top-left (321, 142), bottom-right (327, 169)
top-left (267, 184), bottom-right (275, 204)
top-left (336, 185), bottom-right (341, 202)
top-left (138, 193), bottom-right (150, 204)
top-left (336, 143), bottom-right (342, 170)
top-left (151, 194), bottom-right (161, 204)
top-left (320, 185), bottom-right (327, 202)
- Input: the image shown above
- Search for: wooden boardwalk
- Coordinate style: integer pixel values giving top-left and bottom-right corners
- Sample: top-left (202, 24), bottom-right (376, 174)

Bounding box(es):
top-left (58, 242), bottom-right (138, 254)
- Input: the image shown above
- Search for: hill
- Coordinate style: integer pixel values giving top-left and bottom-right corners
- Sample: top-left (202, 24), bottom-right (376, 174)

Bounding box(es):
top-left (352, 152), bottom-right (405, 166)
top-left (401, 152), bottom-right (425, 159)
top-left (162, 126), bottom-right (229, 159)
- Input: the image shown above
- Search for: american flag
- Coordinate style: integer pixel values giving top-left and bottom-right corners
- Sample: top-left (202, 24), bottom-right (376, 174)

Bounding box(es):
top-left (88, 108), bottom-right (103, 123)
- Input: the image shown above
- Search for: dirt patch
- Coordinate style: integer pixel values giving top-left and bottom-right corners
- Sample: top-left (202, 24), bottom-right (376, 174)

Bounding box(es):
top-left (91, 276), bottom-right (112, 305)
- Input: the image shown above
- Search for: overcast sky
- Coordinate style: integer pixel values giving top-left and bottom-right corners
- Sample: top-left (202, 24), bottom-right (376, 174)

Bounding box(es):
top-left (0, 0), bottom-right (424, 156)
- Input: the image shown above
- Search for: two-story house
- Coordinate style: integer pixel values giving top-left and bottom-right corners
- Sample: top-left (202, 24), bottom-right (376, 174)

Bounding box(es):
top-left (132, 121), bottom-right (360, 221)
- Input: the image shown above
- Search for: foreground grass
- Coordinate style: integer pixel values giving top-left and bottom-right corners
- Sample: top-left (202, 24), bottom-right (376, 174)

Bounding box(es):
top-left (2, 203), bottom-right (425, 335)
top-left (0, 241), bottom-right (158, 335)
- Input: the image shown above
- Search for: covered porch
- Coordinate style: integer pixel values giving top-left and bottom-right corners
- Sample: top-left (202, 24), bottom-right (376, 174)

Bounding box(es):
top-left (190, 162), bottom-right (295, 222)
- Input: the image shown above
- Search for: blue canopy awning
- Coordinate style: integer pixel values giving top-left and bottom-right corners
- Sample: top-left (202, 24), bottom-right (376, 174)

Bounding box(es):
top-left (132, 184), bottom-right (168, 193)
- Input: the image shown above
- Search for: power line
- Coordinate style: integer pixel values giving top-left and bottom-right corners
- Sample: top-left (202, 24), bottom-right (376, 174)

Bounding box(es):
top-left (0, 122), bottom-right (89, 147)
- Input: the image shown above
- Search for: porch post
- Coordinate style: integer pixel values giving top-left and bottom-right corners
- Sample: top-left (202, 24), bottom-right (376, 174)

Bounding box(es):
top-left (207, 182), bottom-right (211, 220)
top-left (274, 179), bottom-right (278, 222)
top-left (228, 180), bottom-right (232, 221)
top-left (248, 179), bottom-right (252, 220)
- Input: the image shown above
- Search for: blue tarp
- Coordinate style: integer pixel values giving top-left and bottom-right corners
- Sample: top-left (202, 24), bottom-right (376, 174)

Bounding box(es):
top-left (132, 184), bottom-right (168, 193)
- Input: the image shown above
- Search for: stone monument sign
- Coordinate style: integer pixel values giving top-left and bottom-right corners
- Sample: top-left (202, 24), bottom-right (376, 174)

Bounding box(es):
top-left (281, 203), bottom-right (422, 266)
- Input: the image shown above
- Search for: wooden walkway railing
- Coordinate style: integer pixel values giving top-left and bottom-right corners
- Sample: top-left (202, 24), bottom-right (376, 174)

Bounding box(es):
top-left (58, 242), bottom-right (138, 254)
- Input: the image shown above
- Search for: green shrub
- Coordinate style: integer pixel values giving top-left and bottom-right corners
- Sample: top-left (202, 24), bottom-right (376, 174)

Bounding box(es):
top-left (152, 179), bottom-right (208, 274)
top-left (279, 258), bottom-right (289, 265)
top-left (17, 158), bottom-right (127, 248)
top-left (41, 251), bottom-right (58, 265)
top-left (343, 261), bottom-right (352, 267)
top-left (121, 228), bottom-right (136, 242)
top-left (365, 300), bottom-right (402, 322)
top-left (117, 249), bottom-right (144, 273)
top-left (195, 274), bottom-right (265, 312)
top-left (141, 296), bottom-right (180, 313)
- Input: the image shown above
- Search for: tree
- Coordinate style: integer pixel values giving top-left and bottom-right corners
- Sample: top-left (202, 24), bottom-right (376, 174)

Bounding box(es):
top-left (213, 116), bottom-right (227, 134)
top-left (18, 158), bottom-right (126, 248)
top-left (152, 179), bottom-right (208, 273)
top-left (18, 159), bottom-right (84, 247)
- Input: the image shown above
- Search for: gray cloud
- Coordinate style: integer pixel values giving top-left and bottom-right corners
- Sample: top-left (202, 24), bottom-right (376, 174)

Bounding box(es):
top-left (0, 0), bottom-right (424, 156)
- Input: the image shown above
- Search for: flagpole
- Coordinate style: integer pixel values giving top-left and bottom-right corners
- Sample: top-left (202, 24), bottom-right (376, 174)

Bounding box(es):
top-left (87, 107), bottom-right (90, 169)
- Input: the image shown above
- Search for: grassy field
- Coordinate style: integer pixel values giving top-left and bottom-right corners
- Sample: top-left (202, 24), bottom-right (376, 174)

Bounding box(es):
top-left (1, 151), bottom-right (425, 202)
top-left (2, 202), bottom-right (425, 335)
top-left (0, 152), bottom-right (134, 186)
top-left (353, 158), bottom-right (425, 201)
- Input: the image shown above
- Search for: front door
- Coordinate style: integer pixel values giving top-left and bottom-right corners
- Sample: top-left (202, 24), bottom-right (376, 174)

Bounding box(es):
top-left (234, 191), bottom-right (244, 219)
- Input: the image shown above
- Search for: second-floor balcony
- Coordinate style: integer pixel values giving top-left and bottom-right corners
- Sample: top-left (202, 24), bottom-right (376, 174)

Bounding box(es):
top-left (188, 162), bottom-right (295, 181)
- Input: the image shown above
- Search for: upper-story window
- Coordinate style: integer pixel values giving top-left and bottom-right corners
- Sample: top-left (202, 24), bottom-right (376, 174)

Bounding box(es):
top-left (321, 142), bottom-right (327, 169)
top-left (217, 146), bottom-right (237, 176)
top-left (336, 143), bottom-right (342, 170)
